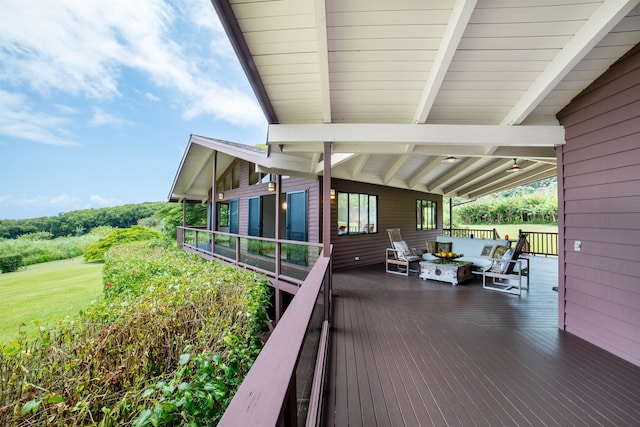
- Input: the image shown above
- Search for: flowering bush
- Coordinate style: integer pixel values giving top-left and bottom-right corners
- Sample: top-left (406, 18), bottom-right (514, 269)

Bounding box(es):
top-left (0, 240), bottom-right (270, 426)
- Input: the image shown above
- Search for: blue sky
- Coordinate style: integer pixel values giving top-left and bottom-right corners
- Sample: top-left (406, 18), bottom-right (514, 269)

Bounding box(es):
top-left (0, 0), bottom-right (268, 219)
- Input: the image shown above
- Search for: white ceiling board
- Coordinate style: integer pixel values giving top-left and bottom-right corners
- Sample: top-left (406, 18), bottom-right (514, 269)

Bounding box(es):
top-left (195, 0), bottom-right (640, 199)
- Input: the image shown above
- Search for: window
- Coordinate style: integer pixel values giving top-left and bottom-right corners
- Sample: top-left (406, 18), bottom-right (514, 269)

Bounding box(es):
top-left (218, 203), bottom-right (230, 227)
top-left (217, 200), bottom-right (238, 233)
top-left (232, 163), bottom-right (240, 188)
top-left (417, 200), bottom-right (437, 230)
top-left (220, 162), bottom-right (241, 190)
top-left (337, 192), bottom-right (378, 235)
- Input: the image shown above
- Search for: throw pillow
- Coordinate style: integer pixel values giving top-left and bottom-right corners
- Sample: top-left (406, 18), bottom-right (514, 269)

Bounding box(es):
top-left (437, 242), bottom-right (452, 253)
top-left (500, 248), bottom-right (514, 270)
top-left (480, 244), bottom-right (495, 257)
top-left (393, 241), bottom-right (410, 259)
top-left (493, 245), bottom-right (508, 259)
top-left (426, 240), bottom-right (437, 253)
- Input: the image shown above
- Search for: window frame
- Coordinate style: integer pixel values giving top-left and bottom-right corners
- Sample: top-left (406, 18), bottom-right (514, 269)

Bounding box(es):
top-left (416, 199), bottom-right (437, 230)
top-left (337, 191), bottom-right (378, 235)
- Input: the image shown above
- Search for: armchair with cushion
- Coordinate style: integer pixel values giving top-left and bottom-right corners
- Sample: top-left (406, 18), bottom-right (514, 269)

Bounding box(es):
top-left (386, 228), bottom-right (421, 276)
top-left (482, 233), bottom-right (530, 295)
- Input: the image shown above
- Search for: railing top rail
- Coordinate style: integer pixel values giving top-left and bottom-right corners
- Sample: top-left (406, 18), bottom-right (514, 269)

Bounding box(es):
top-left (217, 251), bottom-right (331, 426)
top-left (179, 226), bottom-right (324, 249)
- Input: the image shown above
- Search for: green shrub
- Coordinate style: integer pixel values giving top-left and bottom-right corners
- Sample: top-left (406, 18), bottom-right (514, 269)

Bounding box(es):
top-left (0, 235), bottom-right (100, 267)
top-left (0, 254), bottom-right (22, 273)
top-left (0, 242), bottom-right (270, 426)
top-left (83, 226), bottom-right (165, 262)
top-left (16, 231), bottom-right (53, 241)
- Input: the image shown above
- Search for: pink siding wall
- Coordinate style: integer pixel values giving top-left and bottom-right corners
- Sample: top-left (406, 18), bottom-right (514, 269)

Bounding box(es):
top-left (214, 162), bottom-right (442, 270)
top-left (557, 44), bottom-right (640, 366)
top-left (218, 160), bottom-right (321, 242)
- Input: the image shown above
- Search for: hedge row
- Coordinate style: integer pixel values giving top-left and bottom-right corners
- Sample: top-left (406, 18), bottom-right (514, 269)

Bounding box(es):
top-left (0, 240), bottom-right (271, 426)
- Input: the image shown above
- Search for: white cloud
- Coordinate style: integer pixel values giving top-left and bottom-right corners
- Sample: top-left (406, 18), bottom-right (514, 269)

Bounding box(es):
top-left (0, 193), bottom-right (123, 217)
top-left (0, 0), bottom-right (266, 133)
top-left (50, 193), bottom-right (81, 207)
top-left (89, 194), bottom-right (122, 207)
top-left (0, 90), bottom-right (79, 145)
top-left (145, 92), bottom-right (160, 102)
top-left (89, 108), bottom-right (132, 128)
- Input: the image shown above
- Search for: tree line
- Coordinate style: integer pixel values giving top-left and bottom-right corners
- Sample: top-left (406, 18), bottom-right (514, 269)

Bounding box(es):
top-left (0, 202), bottom-right (208, 240)
top-left (451, 178), bottom-right (558, 225)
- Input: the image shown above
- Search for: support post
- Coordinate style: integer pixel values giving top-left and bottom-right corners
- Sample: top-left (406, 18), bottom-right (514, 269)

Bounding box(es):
top-left (322, 141), bottom-right (331, 323)
top-left (322, 142), bottom-right (331, 257)
top-left (275, 174), bottom-right (282, 322)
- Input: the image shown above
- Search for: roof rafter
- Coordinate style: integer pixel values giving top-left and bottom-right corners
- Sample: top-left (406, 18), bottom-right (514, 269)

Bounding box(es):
top-left (500, 0), bottom-right (639, 125)
top-left (182, 149), bottom-right (214, 191)
top-left (466, 166), bottom-right (558, 199)
top-left (428, 157), bottom-right (480, 192)
top-left (413, 0), bottom-right (477, 124)
top-left (384, 155), bottom-right (410, 184)
top-left (314, 152), bottom-right (356, 173)
top-left (314, 0), bottom-right (331, 123)
top-left (442, 158), bottom-right (514, 195)
top-left (408, 157), bottom-right (443, 188)
top-left (351, 154), bottom-right (369, 178)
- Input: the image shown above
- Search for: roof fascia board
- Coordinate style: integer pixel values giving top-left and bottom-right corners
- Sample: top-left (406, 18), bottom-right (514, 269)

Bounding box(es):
top-left (268, 123), bottom-right (565, 146)
top-left (209, 0), bottom-right (278, 123)
top-left (500, 0), bottom-right (639, 125)
top-left (413, 0), bottom-right (477, 124)
top-left (167, 137), bottom-right (197, 201)
top-left (190, 135), bottom-right (268, 165)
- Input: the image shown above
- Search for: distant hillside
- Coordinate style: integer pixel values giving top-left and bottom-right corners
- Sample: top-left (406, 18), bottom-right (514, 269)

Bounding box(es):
top-left (0, 202), bottom-right (166, 239)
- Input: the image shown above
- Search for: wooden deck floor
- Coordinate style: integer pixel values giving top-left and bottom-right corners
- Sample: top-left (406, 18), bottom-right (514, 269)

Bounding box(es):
top-left (324, 257), bottom-right (640, 426)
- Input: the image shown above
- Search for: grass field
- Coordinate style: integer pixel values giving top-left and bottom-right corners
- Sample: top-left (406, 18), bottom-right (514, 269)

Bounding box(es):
top-left (0, 257), bottom-right (103, 344)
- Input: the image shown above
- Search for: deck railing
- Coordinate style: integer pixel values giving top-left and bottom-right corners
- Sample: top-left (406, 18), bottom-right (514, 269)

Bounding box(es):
top-left (444, 227), bottom-right (558, 256)
top-left (444, 227), bottom-right (499, 239)
top-left (178, 226), bottom-right (323, 286)
top-left (218, 252), bottom-right (332, 426)
top-left (177, 227), bottom-right (332, 425)
top-left (520, 229), bottom-right (558, 256)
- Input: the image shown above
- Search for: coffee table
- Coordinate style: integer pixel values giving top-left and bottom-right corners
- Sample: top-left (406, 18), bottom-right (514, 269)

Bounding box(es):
top-left (419, 260), bottom-right (473, 285)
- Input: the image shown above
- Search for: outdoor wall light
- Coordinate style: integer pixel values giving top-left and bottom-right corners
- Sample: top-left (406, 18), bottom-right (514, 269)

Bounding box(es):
top-left (330, 188), bottom-right (336, 199)
top-left (267, 181), bottom-right (276, 192)
top-left (217, 192), bottom-right (224, 200)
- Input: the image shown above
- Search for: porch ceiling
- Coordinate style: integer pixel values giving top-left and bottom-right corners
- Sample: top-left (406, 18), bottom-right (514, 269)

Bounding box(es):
top-left (207, 0), bottom-right (640, 199)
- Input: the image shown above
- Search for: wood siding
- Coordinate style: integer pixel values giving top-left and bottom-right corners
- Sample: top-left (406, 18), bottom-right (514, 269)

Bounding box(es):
top-left (557, 44), bottom-right (640, 366)
top-left (330, 179), bottom-right (442, 270)
top-left (212, 162), bottom-right (442, 270)
top-left (217, 160), bottom-right (321, 242)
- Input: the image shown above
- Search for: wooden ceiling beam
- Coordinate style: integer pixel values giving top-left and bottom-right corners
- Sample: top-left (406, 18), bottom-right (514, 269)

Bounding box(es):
top-left (413, 0), bottom-right (477, 124)
top-left (500, 0), bottom-right (638, 125)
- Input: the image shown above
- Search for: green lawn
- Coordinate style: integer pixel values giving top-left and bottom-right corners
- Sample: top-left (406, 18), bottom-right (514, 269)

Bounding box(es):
top-left (0, 257), bottom-right (103, 344)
